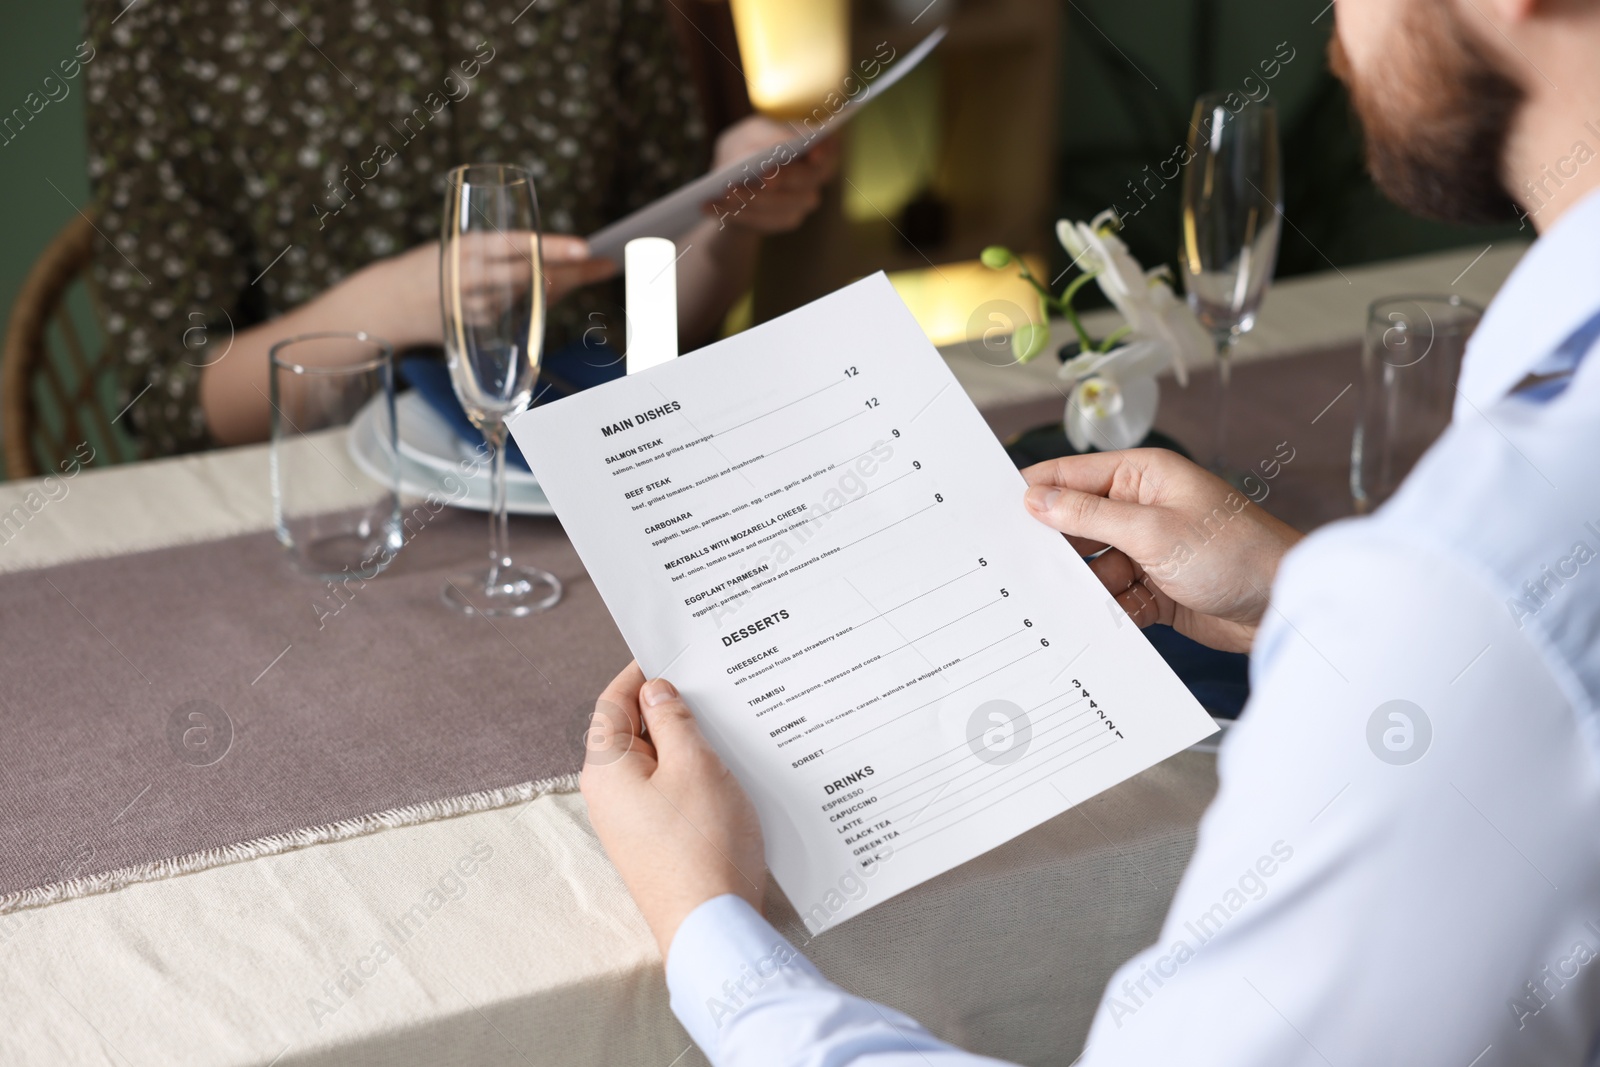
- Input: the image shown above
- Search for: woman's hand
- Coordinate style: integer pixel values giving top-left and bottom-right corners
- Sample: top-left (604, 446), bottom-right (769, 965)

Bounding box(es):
top-left (673, 118), bottom-right (836, 339)
top-left (703, 116), bottom-right (841, 234)
top-left (580, 663), bottom-right (767, 959)
top-left (200, 234), bottom-right (613, 445)
top-left (674, 117), bottom-right (837, 343)
top-left (379, 235), bottom-right (616, 344)
top-left (1023, 449), bottom-right (1303, 654)
top-left (541, 235), bottom-right (618, 303)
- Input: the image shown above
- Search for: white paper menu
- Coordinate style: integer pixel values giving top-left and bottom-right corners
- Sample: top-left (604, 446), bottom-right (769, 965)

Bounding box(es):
top-left (586, 27), bottom-right (947, 262)
top-left (508, 274), bottom-right (1216, 931)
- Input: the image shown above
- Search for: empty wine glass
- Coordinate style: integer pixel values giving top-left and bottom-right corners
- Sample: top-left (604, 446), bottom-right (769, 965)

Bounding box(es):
top-left (1179, 93), bottom-right (1282, 475)
top-left (439, 162), bottom-right (562, 617)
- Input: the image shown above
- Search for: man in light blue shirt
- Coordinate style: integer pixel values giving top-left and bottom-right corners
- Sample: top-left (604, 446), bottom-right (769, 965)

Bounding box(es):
top-left (581, 0), bottom-right (1600, 1062)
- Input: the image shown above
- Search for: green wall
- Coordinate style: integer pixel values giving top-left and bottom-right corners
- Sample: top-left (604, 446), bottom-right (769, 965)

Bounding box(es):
top-left (1, 4), bottom-right (92, 342)
top-left (1051, 0), bottom-right (1520, 292)
top-left (0, 2), bottom-right (99, 479)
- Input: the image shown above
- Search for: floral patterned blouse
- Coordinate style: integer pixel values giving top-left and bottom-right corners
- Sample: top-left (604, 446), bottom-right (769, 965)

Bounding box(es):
top-left (85, 0), bottom-right (707, 456)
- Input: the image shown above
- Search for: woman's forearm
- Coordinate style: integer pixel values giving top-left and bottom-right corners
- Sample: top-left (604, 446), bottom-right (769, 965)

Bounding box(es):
top-left (199, 235), bottom-right (612, 446)
top-left (670, 120), bottom-right (839, 349)
top-left (200, 246), bottom-right (441, 446)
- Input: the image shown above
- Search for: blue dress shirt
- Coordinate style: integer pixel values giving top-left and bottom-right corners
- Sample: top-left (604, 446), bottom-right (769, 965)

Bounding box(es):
top-left (665, 187), bottom-right (1600, 1066)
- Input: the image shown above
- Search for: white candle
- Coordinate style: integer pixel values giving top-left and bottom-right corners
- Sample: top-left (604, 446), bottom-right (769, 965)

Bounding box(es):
top-left (625, 237), bottom-right (679, 375)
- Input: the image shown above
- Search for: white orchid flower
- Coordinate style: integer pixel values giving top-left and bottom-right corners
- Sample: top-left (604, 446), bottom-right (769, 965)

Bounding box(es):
top-left (1054, 213), bottom-right (1208, 387)
top-left (1059, 339), bottom-right (1164, 452)
top-left (1055, 210), bottom-right (1145, 326)
top-left (1137, 273), bottom-right (1209, 387)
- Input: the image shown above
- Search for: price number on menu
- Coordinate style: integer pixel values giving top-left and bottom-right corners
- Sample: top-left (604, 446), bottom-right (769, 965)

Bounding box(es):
top-left (1072, 678), bottom-right (1123, 739)
top-left (1021, 617), bottom-right (1050, 647)
top-left (988, 562), bottom-right (1054, 650)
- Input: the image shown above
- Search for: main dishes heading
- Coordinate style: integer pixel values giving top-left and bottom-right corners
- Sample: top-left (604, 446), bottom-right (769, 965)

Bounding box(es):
top-left (600, 400), bottom-right (681, 438)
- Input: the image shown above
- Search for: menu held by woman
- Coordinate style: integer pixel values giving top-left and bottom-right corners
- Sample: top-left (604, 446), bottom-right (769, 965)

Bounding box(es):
top-left (508, 274), bottom-right (1216, 930)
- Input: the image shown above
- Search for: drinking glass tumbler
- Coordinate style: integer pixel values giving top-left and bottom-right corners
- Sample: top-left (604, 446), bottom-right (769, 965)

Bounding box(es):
top-left (269, 332), bottom-right (403, 579)
top-left (1351, 295), bottom-right (1483, 513)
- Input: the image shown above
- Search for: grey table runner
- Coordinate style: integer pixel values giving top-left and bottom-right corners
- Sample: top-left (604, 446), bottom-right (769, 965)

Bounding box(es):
top-left (983, 342), bottom-right (1362, 532)
top-left (0, 509), bottom-right (626, 911)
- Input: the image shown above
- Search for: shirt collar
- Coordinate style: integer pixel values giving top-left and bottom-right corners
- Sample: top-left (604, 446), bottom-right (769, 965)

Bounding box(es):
top-left (1456, 185), bottom-right (1600, 416)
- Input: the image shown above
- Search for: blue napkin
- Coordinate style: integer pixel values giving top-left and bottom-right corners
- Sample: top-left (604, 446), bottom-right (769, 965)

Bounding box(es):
top-left (399, 340), bottom-right (626, 471)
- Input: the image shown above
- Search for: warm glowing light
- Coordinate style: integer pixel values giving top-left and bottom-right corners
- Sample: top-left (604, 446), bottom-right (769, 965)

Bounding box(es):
top-left (729, 0), bottom-right (851, 120)
top-left (886, 256), bottom-right (1049, 349)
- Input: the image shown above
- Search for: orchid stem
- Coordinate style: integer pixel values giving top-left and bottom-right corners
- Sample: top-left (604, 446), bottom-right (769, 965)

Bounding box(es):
top-left (1060, 271), bottom-right (1100, 306)
top-left (1061, 303), bottom-right (1094, 354)
top-left (1058, 270), bottom-right (1100, 352)
top-left (1098, 324), bottom-right (1132, 352)
top-left (1015, 265), bottom-right (1056, 305)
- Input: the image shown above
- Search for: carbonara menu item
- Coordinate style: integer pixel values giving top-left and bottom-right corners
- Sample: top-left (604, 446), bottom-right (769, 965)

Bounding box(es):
top-left (509, 274), bottom-right (1215, 931)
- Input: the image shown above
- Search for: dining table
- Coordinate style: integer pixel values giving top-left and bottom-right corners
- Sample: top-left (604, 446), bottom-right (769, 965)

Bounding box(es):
top-left (0, 242), bottom-right (1523, 1067)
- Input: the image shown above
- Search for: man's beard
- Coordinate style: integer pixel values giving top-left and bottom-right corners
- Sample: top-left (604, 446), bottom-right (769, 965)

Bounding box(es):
top-left (1330, 7), bottom-right (1524, 225)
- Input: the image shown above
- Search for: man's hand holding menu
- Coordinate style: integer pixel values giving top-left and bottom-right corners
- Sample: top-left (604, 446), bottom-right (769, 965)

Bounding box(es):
top-left (508, 274), bottom-right (1217, 932)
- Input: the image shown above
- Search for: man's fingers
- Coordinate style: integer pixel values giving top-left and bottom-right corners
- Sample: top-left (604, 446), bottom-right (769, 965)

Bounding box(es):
top-left (1024, 483), bottom-right (1151, 549)
top-left (1116, 578), bottom-right (1164, 628)
top-left (1067, 535), bottom-right (1109, 557)
top-left (1087, 547), bottom-right (1140, 596)
top-left (585, 698), bottom-right (656, 773)
top-left (638, 678), bottom-right (715, 766)
top-left (584, 662), bottom-right (655, 777)
top-left (599, 662), bottom-right (647, 730)
top-left (1087, 548), bottom-right (1167, 629)
top-left (1020, 452), bottom-right (1131, 496)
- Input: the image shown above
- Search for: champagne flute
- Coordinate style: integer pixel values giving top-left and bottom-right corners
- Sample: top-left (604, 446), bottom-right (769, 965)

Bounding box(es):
top-left (1179, 93), bottom-right (1282, 475)
top-left (439, 163), bottom-right (562, 617)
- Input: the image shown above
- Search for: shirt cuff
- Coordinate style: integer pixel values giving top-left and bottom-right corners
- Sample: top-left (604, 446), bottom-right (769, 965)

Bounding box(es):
top-left (665, 894), bottom-right (827, 1057)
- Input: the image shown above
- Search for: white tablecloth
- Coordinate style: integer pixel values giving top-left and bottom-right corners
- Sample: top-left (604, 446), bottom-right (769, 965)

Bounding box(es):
top-left (0, 244), bottom-right (1522, 1066)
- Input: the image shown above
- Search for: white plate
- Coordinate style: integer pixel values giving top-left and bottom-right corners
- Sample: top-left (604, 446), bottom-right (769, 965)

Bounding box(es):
top-left (348, 393), bottom-right (554, 516)
top-left (395, 390), bottom-right (541, 490)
